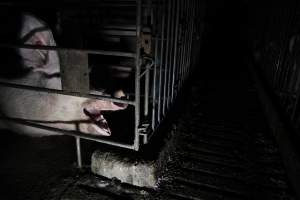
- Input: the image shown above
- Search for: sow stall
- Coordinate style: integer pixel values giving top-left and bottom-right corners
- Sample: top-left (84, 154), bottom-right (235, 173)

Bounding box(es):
top-left (0, 0), bottom-right (203, 166)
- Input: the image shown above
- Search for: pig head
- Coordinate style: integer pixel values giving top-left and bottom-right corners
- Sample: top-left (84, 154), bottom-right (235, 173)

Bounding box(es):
top-left (0, 13), bottom-right (127, 137)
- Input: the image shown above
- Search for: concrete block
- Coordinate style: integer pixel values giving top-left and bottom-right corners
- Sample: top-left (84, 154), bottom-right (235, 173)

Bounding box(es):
top-left (91, 150), bottom-right (157, 188)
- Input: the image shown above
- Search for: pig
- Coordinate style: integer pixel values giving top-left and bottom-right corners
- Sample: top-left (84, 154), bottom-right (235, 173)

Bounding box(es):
top-left (0, 13), bottom-right (127, 137)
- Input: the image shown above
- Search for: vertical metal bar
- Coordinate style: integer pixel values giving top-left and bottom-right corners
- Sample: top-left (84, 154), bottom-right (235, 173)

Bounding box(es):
top-left (144, 63), bottom-right (150, 116)
top-left (144, 1), bottom-right (152, 117)
top-left (185, 0), bottom-right (192, 81)
top-left (171, 0), bottom-right (180, 101)
top-left (158, 0), bottom-right (166, 122)
top-left (75, 136), bottom-right (82, 169)
top-left (180, 0), bottom-right (187, 88)
top-left (179, 0), bottom-right (187, 89)
top-left (163, 0), bottom-right (171, 115)
top-left (167, 0), bottom-right (175, 107)
top-left (134, 0), bottom-right (142, 151)
top-left (177, 0), bottom-right (184, 91)
top-left (152, 2), bottom-right (159, 130)
top-left (187, 0), bottom-right (196, 77)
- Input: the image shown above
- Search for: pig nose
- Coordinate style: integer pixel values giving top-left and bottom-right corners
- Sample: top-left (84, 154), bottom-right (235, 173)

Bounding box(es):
top-left (83, 108), bottom-right (111, 136)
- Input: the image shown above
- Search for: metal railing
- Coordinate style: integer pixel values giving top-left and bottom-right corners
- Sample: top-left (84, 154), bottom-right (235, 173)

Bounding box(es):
top-left (0, 0), bottom-right (203, 166)
top-left (252, 1), bottom-right (300, 130)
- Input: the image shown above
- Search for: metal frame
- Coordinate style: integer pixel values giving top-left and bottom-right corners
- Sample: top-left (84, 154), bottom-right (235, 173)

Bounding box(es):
top-left (256, 1), bottom-right (300, 128)
top-left (0, 0), bottom-right (203, 167)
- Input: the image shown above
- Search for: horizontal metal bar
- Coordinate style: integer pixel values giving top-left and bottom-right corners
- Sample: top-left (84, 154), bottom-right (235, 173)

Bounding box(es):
top-left (0, 82), bottom-right (136, 106)
top-left (0, 1), bottom-right (158, 9)
top-left (0, 2), bottom-right (138, 8)
top-left (103, 24), bottom-right (137, 31)
top-left (0, 44), bottom-right (136, 58)
top-left (99, 29), bottom-right (136, 36)
top-left (0, 116), bottom-right (135, 150)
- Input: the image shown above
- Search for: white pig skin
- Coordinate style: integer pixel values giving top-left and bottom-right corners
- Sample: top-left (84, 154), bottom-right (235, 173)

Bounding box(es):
top-left (0, 13), bottom-right (127, 137)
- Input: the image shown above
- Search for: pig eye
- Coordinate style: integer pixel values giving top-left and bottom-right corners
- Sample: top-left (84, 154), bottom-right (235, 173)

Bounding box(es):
top-left (35, 40), bottom-right (43, 46)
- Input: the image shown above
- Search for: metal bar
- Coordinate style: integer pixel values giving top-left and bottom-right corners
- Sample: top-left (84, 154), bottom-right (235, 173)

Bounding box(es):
top-left (0, 2), bottom-right (141, 8)
top-left (158, 0), bottom-right (166, 123)
top-left (174, 0), bottom-right (181, 92)
top-left (134, 0), bottom-right (142, 151)
top-left (184, 0), bottom-right (191, 82)
top-left (0, 116), bottom-right (135, 149)
top-left (0, 82), bottom-right (135, 105)
top-left (185, 0), bottom-right (192, 81)
top-left (76, 136), bottom-right (82, 168)
top-left (138, 60), bottom-right (154, 78)
top-left (151, 0), bottom-right (160, 130)
top-left (144, 64), bottom-right (150, 116)
top-left (0, 44), bottom-right (136, 58)
top-left (171, 0), bottom-right (180, 101)
top-left (179, 0), bottom-right (187, 90)
top-left (186, 0), bottom-right (196, 78)
top-left (167, 0), bottom-right (175, 107)
top-left (163, 0), bottom-right (172, 115)
top-left (152, 29), bottom-right (159, 130)
top-left (178, 0), bottom-right (184, 89)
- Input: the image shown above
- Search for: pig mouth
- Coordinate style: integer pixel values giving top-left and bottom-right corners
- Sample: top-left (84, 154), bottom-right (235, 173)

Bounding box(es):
top-left (83, 108), bottom-right (111, 136)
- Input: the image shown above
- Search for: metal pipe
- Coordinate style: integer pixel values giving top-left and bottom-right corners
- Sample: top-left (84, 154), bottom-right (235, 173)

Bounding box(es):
top-left (152, 29), bottom-right (159, 130)
top-left (184, 0), bottom-right (191, 82)
top-left (186, 0), bottom-right (196, 78)
top-left (0, 116), bottom-right (135, 149)
top-left (158, 0), bottom-right (166, 122)
top-left (167, 0), bottom-right (175, 107)
top-left (134, 0), bottom-right (142, 151)
top-left (144, 63), bottom-right (151, 116)
top-left (163, 0), bottom-right (172, 115)
top-left (0, 82), bottom-right (135, 105)
top-left (0, 2), bottom-right (141, 8)
top-left (76, 136), bottom-right (82, 168)
top-left (138, 58), bottom-right (154, 78)
top-left (185, 0), bottom-right (192, 81)
top-left (171, 0), bottom-right (180, 101)
top-left (0, 44), bottom-right (136, 58)
top-left (179, 0), bottom-right (187, 89)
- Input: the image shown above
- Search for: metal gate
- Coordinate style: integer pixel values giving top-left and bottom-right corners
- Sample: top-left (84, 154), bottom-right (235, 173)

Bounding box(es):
top-left (0, 0), bottom-right (204, 165)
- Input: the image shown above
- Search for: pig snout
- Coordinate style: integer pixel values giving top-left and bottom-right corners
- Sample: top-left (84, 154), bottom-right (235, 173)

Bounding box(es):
top-left (79, 99), bottom-right (127, 136)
